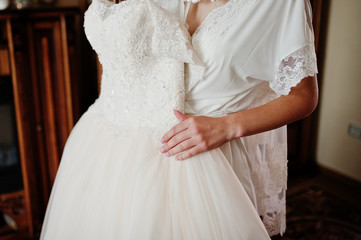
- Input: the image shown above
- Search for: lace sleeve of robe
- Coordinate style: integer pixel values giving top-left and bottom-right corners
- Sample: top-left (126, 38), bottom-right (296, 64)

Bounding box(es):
top-left (271, 44), bottom-right (318, 95)
top-left (269, 0), bottom-right (318, 96)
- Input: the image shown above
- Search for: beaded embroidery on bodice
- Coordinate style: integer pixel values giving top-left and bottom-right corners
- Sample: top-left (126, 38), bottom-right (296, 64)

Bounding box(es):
top-left (83, 0), bottom-right (201, 140)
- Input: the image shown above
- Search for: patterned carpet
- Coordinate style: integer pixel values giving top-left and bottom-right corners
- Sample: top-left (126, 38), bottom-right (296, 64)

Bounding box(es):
top-left (273, 185), bottom-right (361, 240)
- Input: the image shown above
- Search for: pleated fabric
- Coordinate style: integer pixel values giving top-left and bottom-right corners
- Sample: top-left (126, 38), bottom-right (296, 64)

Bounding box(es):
top-left (40, 105), bottom-right (270, 240)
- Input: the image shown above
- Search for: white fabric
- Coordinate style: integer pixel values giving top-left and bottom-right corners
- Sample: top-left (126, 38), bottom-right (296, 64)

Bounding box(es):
top-left (152, 0), bottom-right (182, 16)
top-left (40, 0), bottom-right (271, 239)
top-left (182, 0), bottom-right (318, 236)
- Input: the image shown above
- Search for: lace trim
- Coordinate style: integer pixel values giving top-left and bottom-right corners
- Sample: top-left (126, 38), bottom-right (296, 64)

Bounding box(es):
top-left (147, 0), bottom-right (203, 65)
top-left (192, 0), bottom-right (257, 47)
top-left (86, 100), bottom-right (169, 147)
top-left (186, 0), bottom-right (256, 91)
top-left (259, 143), bottom-right (288, 236)
top-left (271, 44), bottom-right (318, 95)
top-left (246, 133), bottom-right (288, 236)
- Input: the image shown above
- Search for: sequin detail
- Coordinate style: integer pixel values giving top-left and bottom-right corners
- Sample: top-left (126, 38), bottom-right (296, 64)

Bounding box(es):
top-left (83, 0), bottom-right (202, 141)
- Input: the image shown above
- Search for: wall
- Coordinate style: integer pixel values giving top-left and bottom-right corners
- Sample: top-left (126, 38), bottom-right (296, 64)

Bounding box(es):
top-left (317, 0), bottom-right (361, 182)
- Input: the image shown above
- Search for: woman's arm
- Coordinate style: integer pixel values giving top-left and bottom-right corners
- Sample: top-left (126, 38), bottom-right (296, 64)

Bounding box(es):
top-left (160, 75), bottom-right (318, 160)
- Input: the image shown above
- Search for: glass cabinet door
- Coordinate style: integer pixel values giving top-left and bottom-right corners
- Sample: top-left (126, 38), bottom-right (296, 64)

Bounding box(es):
top-left (0, 75), bottom-right (23, 195)
top-left (0, 23), bottom-right (26, 236)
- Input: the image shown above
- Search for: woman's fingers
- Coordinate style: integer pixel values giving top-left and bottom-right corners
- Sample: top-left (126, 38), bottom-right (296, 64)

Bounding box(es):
top-left (174, 144), bottom-right (206, 161)
top-left (161, 121), bottom-right (188, 144)
top-left (160, 129), bottom-right (192, 154)
top-left (161, 113), bottom-right (229, 160)
top-left (163, 137), bottom-right (196, 157)
top-left (173, 109), bottom-right (189, 121)
top-left (161, 122), bottom-right (212, 160)
top-left (161, 110), bottom-right (191, 143)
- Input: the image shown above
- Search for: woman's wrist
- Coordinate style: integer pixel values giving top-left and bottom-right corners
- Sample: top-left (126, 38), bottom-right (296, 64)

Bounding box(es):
top-left (222, 112), bottom-right (246, 141)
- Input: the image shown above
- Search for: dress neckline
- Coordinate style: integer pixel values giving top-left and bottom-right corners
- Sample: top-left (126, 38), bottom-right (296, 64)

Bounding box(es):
top-left (94, 0), bottom-right (233, 38)
top-left (92, 0), bottom-right (236, 44)
top-left (186, 0), bottom-right (233, 39)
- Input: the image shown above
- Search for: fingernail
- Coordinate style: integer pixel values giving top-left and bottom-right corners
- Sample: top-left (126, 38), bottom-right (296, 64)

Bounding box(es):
top-left (165, 152), bottom-right (170, 157)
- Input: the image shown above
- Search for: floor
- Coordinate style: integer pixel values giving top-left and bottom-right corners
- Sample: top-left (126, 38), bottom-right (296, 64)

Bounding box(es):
top-left (272, 168), bottom-right (361, 240)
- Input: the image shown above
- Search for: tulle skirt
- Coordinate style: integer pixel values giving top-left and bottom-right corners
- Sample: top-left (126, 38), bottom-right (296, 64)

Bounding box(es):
top-left (40, 105), bottom-right (270, 239)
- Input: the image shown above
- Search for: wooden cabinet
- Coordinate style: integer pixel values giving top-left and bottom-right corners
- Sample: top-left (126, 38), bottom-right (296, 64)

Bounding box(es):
top-left (0, 4), bottom-right (97, 239)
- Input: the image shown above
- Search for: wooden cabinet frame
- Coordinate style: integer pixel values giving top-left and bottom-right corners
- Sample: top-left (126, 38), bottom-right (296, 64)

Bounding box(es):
top-left (0, 7), bottom-right (97, 238)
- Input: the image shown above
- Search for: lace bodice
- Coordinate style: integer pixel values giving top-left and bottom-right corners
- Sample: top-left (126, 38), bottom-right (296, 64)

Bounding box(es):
top-left (83, 0), bottom-right (201, 140)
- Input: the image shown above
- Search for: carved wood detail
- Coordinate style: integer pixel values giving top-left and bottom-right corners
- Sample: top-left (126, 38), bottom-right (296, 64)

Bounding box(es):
top-left (0, 7), bottom-right (95, 239)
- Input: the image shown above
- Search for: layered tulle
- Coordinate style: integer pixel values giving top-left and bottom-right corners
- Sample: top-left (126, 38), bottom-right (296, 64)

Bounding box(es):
top-left (40, 104), bottom-right (270, 240)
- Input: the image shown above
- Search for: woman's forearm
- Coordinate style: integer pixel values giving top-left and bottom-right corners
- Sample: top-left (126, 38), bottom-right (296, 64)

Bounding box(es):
top-left (225, 75), bottom-right (319, 139)
top-left (161, 75), bottom-right (318, 160)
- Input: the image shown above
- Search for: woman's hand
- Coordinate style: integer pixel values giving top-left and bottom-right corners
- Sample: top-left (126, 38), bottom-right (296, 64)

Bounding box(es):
top-left (160, 75), bottom-right (318, 161)
top-left (160, 110), bottom-right (232, 161)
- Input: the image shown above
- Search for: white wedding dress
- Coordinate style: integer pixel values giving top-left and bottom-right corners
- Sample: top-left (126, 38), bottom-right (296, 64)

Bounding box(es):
top-left (40, 0), bottom-right (318, 238)
top-left (40, 0), bottom-right (271, 239)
